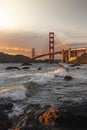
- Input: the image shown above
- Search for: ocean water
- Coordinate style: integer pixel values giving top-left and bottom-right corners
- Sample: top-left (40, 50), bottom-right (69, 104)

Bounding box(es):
top-left (0, 63), bottom-right (87, 117)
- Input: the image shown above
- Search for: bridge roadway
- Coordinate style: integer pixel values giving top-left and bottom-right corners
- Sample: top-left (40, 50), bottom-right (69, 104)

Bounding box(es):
top-left (32, 47), bottom-right (87, 59)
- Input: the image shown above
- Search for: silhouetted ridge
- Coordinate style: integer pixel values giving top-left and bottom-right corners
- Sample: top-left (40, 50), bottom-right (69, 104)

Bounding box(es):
top-left (0, 52), bottom-right (31, 63)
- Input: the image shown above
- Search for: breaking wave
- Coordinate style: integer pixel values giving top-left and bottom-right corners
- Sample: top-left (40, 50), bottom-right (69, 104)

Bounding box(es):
top-left (29, 68), bottom-right (67, 84)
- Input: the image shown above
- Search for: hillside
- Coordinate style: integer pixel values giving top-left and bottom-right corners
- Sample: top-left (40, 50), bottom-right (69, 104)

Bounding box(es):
top-left (72, 53), bottom-right (87, 64)
top-left (0, 52), bottom-right (31, 63)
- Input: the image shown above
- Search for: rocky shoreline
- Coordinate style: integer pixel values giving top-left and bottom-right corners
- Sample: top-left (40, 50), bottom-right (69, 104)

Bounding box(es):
top-left (72, 53), bottom-right (87, 65)
top-left (0, 100), bottom-right (87, 130)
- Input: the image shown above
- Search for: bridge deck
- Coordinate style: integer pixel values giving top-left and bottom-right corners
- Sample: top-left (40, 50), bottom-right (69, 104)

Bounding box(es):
top-left (32, 47), bottom-right (87, 59)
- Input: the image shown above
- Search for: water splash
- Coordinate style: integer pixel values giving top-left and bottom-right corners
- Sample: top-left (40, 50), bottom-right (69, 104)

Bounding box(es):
top-left (29, 68), bottom-right (67, 84)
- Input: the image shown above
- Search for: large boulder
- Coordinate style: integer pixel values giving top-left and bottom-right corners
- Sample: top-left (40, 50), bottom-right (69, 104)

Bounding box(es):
top-left (0, 101), bottom-right (13, 111)
top-left (56, 102), bottom-right (87, 128)
top-left (37, 67), bottom-right (42, 70)
top-left (64, 76), bottom-right (73, 81)
top-left (38, 108), bottom-right (59, 126)
top-left (22, 62), bottom-right (32, 66)
top-left (22, 67), bottom-right (30, 70)
top-left (5, 67), bottom-right (20, 70)
top-left (12, 102), bottom-right (87, 129)
top-left (12, 105), bottom-right (59, 130)
top-left (0, 111), bottom-right (12, 130)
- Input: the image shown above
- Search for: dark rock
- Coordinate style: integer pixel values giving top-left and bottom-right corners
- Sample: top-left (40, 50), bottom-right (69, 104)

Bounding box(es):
top-left (65, 68), bottom-right (69, 72)
top-left (76, 67), bottom-right (80, 69)
top-left (38, 67), bottom-right (42, 70)
top-left (0, 111), bottom-right (12, 130)
top-left (22, 67), bottom-right (30, 70)
top-left (0, 101), bottom-right (13, 111)
top-left (69, 64), bottom-right (76, 67)
top-left (75, 63), bottom-right (81, 66)
top-left (12, 102), bottom-right (87, 129)
top-left (12, 105), bottom-right (59, 130)
top-left (64, 76), bottom-right (73, 81)
top-left (22, 62), bottom-right (32, 66)
top-left (56, 102), bottom-right (87, 128)
top-left (5, 66), bottom-right (20, 70)
top-left (38, 108), bottom-right (59, 126)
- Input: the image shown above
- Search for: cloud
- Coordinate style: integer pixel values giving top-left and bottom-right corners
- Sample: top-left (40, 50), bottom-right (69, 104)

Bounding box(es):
top-left (0, 30), bottom-right (87, 58)
top-left (58, 30), bottom-right (87, 43)
top-left (0, 31), bottom-right (47, 56)
top-left (0, 31), bottom-right (46, 49)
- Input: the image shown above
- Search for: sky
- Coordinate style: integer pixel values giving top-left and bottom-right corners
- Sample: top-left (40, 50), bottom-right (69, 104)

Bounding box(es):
top-left (0, 0), bottom-right (87, 57)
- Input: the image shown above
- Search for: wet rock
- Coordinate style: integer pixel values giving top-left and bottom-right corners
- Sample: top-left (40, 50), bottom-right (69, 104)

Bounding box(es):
top-left (13, 104), bottom-right (58, 130)
top-left (0, 98), bottom-right (13, 111)
top-left (65, 68), bottom-right (69, 72)
top-left (38, 67), bottom-right (42, 70)
top-left (64, 76), bottom-right (73, 81)
top-left (76, 67), bottom-right (80, 69)
top-left (13, 102), bottom-right (87, 129)
top-left (0, 111), bottom-right (12, 130)
top-left (22, 67), bottom-right (30, 70)
top-left (0, 101), bottom-right (13, 111)
top-left (69, 64), bottom-right (76, 67)
top-left (57, 102), bottom-right (87, 128)
top-left (5, 66), bottom-right (20, 70)
top-left (38, 108), bottom-right (59, 126)
top-left (22, 62), bottom-right (32, 66)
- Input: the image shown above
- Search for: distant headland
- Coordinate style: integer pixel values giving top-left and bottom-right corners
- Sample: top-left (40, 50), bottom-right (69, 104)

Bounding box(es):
top-left (0, 52), bottom-right (31, 63)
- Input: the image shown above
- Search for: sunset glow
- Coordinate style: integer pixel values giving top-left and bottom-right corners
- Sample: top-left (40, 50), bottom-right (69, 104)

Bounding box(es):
top-left (0, 46), bottom-right (31, 57)
top-left (0, 6), bottom-right (17, 30)
top-left (0, 0), bottom-right (87, 57)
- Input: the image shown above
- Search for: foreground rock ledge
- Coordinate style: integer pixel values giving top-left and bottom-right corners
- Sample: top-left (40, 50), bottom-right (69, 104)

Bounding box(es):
top-left (0, 111), bottom-right (12, 130)
top-left (12, 105), bottom-right (58, 130)
top-left (12, 102), bottom-right (87, 130)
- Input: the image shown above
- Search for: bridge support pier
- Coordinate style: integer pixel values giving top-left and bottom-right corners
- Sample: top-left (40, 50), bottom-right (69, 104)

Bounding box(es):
top-left (62, 50), bottom-right (69, 63)
top-left (49, 32), bottom-right (54, 63)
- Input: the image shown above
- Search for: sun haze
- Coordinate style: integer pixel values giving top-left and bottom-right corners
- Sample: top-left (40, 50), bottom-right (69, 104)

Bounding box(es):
top-left (0, 0), bottom-right (87, 57)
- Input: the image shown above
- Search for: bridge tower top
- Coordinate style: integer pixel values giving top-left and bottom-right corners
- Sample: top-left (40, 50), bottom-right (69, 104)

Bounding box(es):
top-left (49, 32), bottom-right (54, 63)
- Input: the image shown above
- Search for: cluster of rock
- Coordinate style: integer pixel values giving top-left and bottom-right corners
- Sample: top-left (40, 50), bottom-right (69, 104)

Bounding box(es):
top-left (12, 102), bottom-right (87, 130)
top-left (5, 62), bottom-right (42, 71)
top-left (12, 104), bottom-right (59, 130)
top-left (72, 53), bottom-right (87, 65)
top-left (0, 99), bottom-right (87, 130)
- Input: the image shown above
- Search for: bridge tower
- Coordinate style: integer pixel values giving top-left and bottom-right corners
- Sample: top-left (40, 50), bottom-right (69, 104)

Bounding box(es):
top-left (32, 48), bottom-right (35, 58)
top-left (49, 32), bottom-right (54, 63)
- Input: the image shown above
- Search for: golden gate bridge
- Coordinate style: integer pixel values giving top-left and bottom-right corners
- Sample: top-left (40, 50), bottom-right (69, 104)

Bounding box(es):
top-left (32, 32), bottom-right (87, 63)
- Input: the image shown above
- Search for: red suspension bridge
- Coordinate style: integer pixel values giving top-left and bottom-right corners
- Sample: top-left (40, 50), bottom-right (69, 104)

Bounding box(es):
top-left (32, 32), bottom-right (87, 63)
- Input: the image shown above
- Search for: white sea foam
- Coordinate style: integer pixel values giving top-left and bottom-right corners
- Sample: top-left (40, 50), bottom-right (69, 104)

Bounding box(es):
top-left (0, 85), bottom-right (26, 100)
top-left (29, 68), bottom-right (67, 84)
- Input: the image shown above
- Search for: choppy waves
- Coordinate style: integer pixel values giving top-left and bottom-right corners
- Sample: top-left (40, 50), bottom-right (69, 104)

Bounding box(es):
top-left (0, 63), bottom-right (87, 117)
top-left (0, 67), bottom-right (67, 100)
top-left (29, 68), bottom-right (67, 85)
